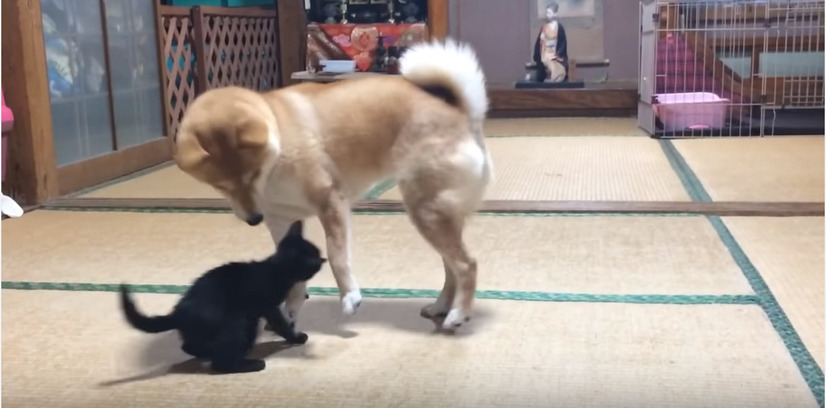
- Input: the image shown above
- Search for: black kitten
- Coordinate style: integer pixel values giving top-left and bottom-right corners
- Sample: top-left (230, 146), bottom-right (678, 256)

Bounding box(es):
top-left (119, 221), bottom-right (325, 374)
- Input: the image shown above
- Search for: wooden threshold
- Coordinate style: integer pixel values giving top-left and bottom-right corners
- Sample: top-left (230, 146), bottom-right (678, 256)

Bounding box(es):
top-left (56, 138), bottom-right (173, 197)
top-left (43, 197), bottom-right (825, 217)
top-left (1, 204), bottom-right (42, 221)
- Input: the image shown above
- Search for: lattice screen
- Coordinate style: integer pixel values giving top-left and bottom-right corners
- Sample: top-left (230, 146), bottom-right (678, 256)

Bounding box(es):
top-left (196, 9), bottom-right (279, 92)
top-left (158, 6), bottom-right (198, 141)
top-left (156, 5), bottom-right (280, 141)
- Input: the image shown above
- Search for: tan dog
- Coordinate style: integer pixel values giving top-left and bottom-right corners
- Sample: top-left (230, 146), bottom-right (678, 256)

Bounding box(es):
top-left (174, 39), bottom-right (492, 330)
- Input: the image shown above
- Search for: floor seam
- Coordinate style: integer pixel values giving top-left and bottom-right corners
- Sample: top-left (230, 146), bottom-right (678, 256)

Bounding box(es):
top-left (35, 205), bottom-right (711, 217)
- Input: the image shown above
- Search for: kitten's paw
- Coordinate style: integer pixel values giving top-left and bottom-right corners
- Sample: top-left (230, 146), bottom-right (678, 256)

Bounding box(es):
top-left (441, 308), bottom-right (471, 330)
top-left (341, 290), bottom-right (362, 316)
top-left (245, 359), bottom-right (267, 372)
top-left (211, 359), bottom-right (266, 374)
top-left (280, 303), bottom-right (297, 325)
top-left (291, 332), bottom-right (309, 345)
top-left (420, 302), bottom-right (450, 320)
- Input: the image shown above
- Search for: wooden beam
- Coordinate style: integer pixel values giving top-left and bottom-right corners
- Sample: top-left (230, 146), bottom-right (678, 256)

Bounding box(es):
top-left (489, 88), bottom-right (638, 111)
top-left (276, 0), bottom-right (308, 87)
top-left (44, 197), bottom-right (826, 217)
top-left (1, 0), bottom-right (59, 205)
top-left (427, 0), bottom-right (449, 39)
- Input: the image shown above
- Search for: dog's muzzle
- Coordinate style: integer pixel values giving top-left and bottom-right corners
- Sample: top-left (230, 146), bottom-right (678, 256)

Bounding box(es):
top-left (245, 213), bottom-right (264, 226)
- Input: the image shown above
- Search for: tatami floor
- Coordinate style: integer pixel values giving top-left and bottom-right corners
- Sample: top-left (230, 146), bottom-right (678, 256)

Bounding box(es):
top-left (2, 117), bottom-right (824, 407)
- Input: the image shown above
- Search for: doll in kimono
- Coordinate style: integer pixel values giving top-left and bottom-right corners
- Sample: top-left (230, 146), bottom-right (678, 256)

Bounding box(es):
top-left (532, 1), bottom-right (569, 83)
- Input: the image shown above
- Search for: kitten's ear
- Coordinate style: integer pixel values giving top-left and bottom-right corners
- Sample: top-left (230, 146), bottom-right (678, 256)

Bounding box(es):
top-left (304, 257), bottom-right (326, 273)
top-left (286, 221), bottom-right (304, 238)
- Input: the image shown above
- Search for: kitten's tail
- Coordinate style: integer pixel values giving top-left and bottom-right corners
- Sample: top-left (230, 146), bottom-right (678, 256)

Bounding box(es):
top-left (119, 284), bottom-right (177, 333)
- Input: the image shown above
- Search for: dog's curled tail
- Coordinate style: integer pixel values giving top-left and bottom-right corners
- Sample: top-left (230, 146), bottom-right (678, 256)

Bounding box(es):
top-left (400, 39), bottom-right (488, 123)
top-left (119, 284), bottom-right (177, 334)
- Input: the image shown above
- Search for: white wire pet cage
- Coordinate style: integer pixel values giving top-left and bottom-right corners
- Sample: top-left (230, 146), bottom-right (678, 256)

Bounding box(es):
top-left (638, 0), bottom-right (825, 137)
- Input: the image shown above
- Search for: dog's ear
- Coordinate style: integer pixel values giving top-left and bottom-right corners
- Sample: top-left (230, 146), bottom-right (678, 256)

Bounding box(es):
top-left (174, 130), bottom-right (211, 172)
top-left (237, 119), bottom-right (271, 150)
top-left (286, 221), bottom-right (304, 238)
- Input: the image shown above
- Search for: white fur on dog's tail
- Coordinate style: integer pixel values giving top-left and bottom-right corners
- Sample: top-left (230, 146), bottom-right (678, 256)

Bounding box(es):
top-left (399, 39), bottom-right (488, 123)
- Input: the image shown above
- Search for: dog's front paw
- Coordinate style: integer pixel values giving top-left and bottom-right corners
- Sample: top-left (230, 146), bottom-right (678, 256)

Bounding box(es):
top-left (341, 290), bottom-right (363, 316)
top-left (441, 308), bottom-right (471, 330)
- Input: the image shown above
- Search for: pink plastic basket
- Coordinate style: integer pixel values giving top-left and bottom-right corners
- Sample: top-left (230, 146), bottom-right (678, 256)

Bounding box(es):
top-left (653, 92), bottom-right (730, 132)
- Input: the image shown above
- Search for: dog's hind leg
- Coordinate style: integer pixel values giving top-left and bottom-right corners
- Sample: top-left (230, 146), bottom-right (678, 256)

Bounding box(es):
top-left (420, 258), bottom-right (456, 320)
top-left (404, 199), bottom-right (477, 330)
top-left (399, 138), bottom-right (490, 330)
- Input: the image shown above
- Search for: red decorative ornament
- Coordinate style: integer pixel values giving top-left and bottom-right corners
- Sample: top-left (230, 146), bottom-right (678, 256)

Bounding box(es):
top-left (350, 26), bottom-right (379, 52)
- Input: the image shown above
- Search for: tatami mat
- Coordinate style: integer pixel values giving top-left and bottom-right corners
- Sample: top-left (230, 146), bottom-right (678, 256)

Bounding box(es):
top-left (2, 290), bottom-right (818, 408)
top-left (380, 137), bottom-right (691, 201)
top-left (78, 165), bottom-right (220, 199)
top-left (483, 117), bottom-right (646, 137)
top-left (77, 119), bottom-right (651, 201)
top-left (722, 216), bottom-right (825, 368)
top-left (2, 210), bottom-right (752, 296)
top-left (672, 136), bottom-right (824, 202)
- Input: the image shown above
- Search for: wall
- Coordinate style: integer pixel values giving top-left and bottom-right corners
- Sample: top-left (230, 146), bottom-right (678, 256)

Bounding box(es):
top-left (602, 0), bottom-right (640, 82)
top-left (450, 0), bottom-right (530, 86)
top-left (450, 0), bottom-right (640, 85)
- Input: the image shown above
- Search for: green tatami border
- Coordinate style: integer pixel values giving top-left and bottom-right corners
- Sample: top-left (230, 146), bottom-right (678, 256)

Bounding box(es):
top-left (660, 139), bottom-right (824, 408)
top-left (363, 178), bottom-right (397, 200)
top-left (1, 281), bottom-right (758, 306)
top-left (659, 139), bottom-right (713, 203)
top-left (709, 213), bottom-right (825, 408)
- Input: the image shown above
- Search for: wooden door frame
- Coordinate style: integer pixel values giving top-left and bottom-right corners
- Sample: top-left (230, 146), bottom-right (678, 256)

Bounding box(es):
top-left (427, 0), bottom-right (449, 39)
top-left (57, 0), bottom-right (173, 196)
top-left (2, 0), bottom-right (173, 203)
top-left (2, 0), bottom-right (59, 205)
top-left (277, 0), bottom-right (309, 86)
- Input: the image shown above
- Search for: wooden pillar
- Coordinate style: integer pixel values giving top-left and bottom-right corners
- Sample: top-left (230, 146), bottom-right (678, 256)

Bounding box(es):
top-left (276, 0), bottom-right (308, 87)
top-left (427, 0), bottom-right (449, 39)
top-left (1, 0), bottom-right (58, 205)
